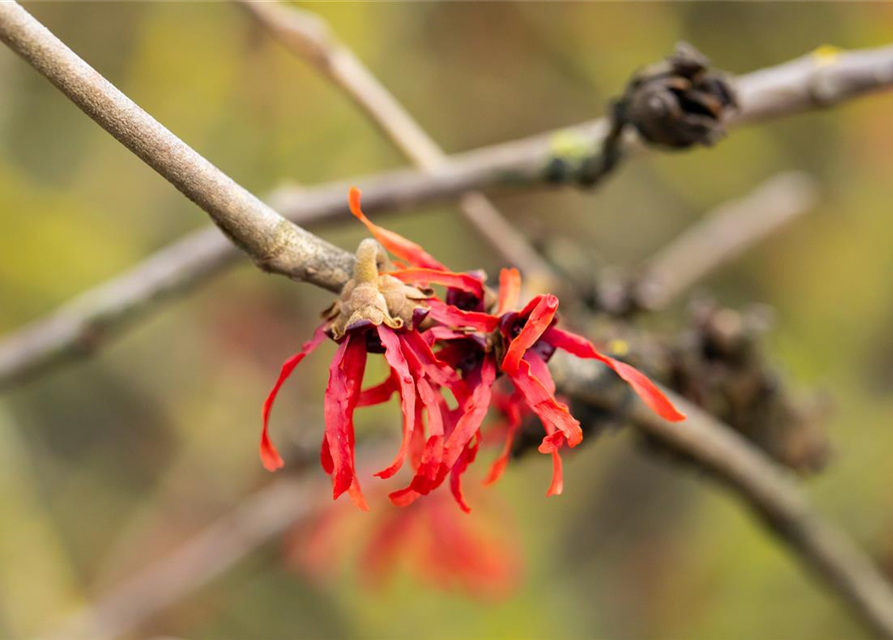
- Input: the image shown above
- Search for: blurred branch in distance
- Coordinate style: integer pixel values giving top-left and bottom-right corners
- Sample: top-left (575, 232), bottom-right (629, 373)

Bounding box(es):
top-left (0, 36), bottom-right (891, 390)
top-left (2, 7), bottom-right (893, 634)
top-left (239, 0), bottom-right (559, 293)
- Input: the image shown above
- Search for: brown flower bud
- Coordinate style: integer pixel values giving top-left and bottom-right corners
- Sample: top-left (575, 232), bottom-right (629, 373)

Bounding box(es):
top-left (619, 42), bottom-right (737, 149)
top-left (326, 239), bottom-right (430, 341)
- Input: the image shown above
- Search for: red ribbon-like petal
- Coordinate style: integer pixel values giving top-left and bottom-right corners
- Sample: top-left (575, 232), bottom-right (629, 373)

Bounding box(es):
top-left (543, 327), bottom-right (686, 422)
top-left (450, 435), bottom-right (480, 513)
top-left (400, 328), bottom-right (469, 406)
top-left (483, 391), bottom-right (525, 486)
top-left (324, 332), bottom-right (368, 501)
top-left (508, 355), bottom-right (583, 447)
top-left (260, 325), bottom-right (328, 471)
top-left (349, 187), bottom-right (446, 270)
top-left (496, 268), bottom-right (522, 315)
top-left (389, 268), bottom-right (485, 300)
top-left (443, 357), bottom-right (497, 470)
top-left (375, 326), bottom-right (418, 479)
top-left (501, 294), bottom-right (559, 376)
top-left (426, 300), bottom-right (499, 333)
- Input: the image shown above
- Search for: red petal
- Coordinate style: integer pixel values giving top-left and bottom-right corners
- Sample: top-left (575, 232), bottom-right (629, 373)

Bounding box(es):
top-left (409, 435), bottom-right (446, 494)
top-left (389, 268), bottom-right (484, 300)
top-left (409, 403), bottom-right (427, 469)
top-left (388, 486), bottom-right (423, 507)
top-left (320, 435), bottom-right (334, 474)
top-left (450, 436), bottom-right (480, 513)
top-left (497, 268), bottom-right (522, 315)
top-left (426, 300), bottom-right (499, 333)
top-left (483, 392), bottom-right (525, 486)
top-left (443, 357), bottom-right (497, 469)
top-left (348, 475), bottom-right (369, 512)
top-left (401, 329), bottom-right (469, 406)
top-left (324, 333), bottom-right (367, 500)
top-left (543, 327), bottom-right (686, 422)
top-left (392, 362), bottom-right (450, 495)
top-left (424, 326), bottom-right (470, 344)
top-left (260, 325), bottom-right (328, 471)
top-left (349, 187), bottom-right (446, 269)
top-left (538, 431), bottom-right (565, 453)
top-left (501, 294), bottom-right (559, 376)
top-left (357, 372), bottom-right (399, 407)
top-left (524, 343), bottom-right (558, 394)
top-left (509, 356), bottom-right (583, 447)
top-left (547, 450), bottom-right (564, 497)
top-left (374, 327), bottom-right (417, 479)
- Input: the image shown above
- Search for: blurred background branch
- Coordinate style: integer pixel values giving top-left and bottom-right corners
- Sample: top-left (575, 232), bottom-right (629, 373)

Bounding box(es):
top-left (557, 364), bottom-right (893, 639)
top-left (606, 171), bottom-right (820, 314)
top-left (0, 1), bottom-right (355, 292)
top-left (48, 473), bottom-right (325, 640)
top-left (238, 0), bottom-right (559, 294)
top-left (0, 40), bottom-right (891, 391)
top-left (2, 4), bottom-right (893, 638)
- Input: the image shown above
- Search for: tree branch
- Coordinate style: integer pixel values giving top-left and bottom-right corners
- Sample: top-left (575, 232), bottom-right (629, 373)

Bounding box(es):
top-left (555, 355), bottom-right (893, 639)
top-left (47, 359), bottom-right (893, 640)
top-left (0, 1), bottom-right (354, 292)
top-left (47, 474), bottom-right (324, 640)
top-left (630, 171), bottom-right (820, 311)
top-left (3, 10), bottom-right (890, 634)
top-left (239, 0), bottom-right (559, 292)
top-left (1, 39), bottom-right (891, 391)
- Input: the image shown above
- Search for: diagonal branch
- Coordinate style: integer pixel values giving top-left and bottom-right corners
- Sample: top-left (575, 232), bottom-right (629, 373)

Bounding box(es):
top-left (47, 362), bottom-right (893, 640)
top-left (1, 41), bottom-right (891, 392)
top-left (47, 474), bottom-right (324, 640)
top-left (0, 1), bottom-right (354, 292)
top-left (3, 8), bottom-right (892, 635)
top-left (629, 171), bottom-right (820, 311)
top-left (1, 40), bottom-right (892, 390)
top-left (239, 0), bottom-right (559, 292)
top-left (555, 356), bottom-right (893, 639)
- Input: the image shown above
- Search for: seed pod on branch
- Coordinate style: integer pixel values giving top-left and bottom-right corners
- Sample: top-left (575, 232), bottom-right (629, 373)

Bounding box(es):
top-left (565, 42), bottom-right (738, 188)
top-left (619, 41), bottom-right (738, 149)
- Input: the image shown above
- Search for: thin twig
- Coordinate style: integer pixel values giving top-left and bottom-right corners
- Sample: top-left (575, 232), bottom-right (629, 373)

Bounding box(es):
top-left (1, 42), bottom-right (892, 390)
top-left (554, 354), bottom-right (893, 639)
top-left (48, 361), bottom-right (893, 639)
top-left (631, 171), bottom-right (820, 311)
top-left (45, 475), bottom-right (323, 640)
top-left (0, 1), bottom-right (354, 292)
top-left (4, 9), bottom-right (891, 635)
top-left (240, 0), bottom-right (558, 292)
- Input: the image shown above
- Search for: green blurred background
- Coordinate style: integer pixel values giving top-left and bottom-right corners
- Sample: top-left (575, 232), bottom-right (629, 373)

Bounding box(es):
top-left (2, 2), bottom-right (893, 639)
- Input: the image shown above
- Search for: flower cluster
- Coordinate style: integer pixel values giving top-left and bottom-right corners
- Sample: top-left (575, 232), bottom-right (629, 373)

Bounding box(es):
top-left (290, 488), bottom-right (521, 600)
top-left (260, 188), bottom-right (685, 511)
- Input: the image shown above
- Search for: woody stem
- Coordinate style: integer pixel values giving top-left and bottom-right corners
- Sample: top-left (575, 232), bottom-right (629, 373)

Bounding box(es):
top-left (354, 239), bottom-right (384, 284)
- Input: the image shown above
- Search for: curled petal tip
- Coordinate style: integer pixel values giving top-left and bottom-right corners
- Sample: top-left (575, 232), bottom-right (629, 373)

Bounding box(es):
top-left (349, 186), bottom-right (362, 208)
top-left (260, 447), bottom-right (284, 472)
top-left (538, 432), bottom-right (565, 454)
top-left (546, 484), bottom-right (563, 498)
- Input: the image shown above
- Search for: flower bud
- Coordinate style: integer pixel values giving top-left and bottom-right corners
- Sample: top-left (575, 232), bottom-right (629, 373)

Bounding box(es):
top-left (619, 41), bottom-right (737, 149)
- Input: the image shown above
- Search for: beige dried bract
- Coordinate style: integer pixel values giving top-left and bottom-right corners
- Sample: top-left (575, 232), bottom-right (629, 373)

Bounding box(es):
top-left (326, 239), bottom-right (431, 341)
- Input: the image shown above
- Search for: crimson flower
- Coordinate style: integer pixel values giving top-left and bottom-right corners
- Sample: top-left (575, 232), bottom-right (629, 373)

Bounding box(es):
top-left (260, 187), bottom-right (684, 511)
top-left (289, 489), bottom-right (522, 600)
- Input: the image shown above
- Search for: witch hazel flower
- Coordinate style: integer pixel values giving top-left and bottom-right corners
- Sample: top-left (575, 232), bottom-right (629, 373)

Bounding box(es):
top-left (260, 187), bottom-right (685, 511)
top-left (261, 234), bottom-right (466, 511)
top-left (290, 488), bottom-right (522, 600)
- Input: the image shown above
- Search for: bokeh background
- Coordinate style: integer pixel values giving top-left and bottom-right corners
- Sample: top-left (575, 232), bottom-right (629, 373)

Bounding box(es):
top-left (2, 3), bottom-right (893, 639)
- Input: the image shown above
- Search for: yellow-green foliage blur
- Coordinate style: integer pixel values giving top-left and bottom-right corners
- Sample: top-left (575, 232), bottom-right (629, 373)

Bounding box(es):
top-left (2, 3), bottom-right (893, 639)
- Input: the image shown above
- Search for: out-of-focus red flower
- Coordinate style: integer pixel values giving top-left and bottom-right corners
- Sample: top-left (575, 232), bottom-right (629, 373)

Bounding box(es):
top-left (287, 488), bottom-right (522, 600)
top-left (260, 187), bottom-right (685, 512)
